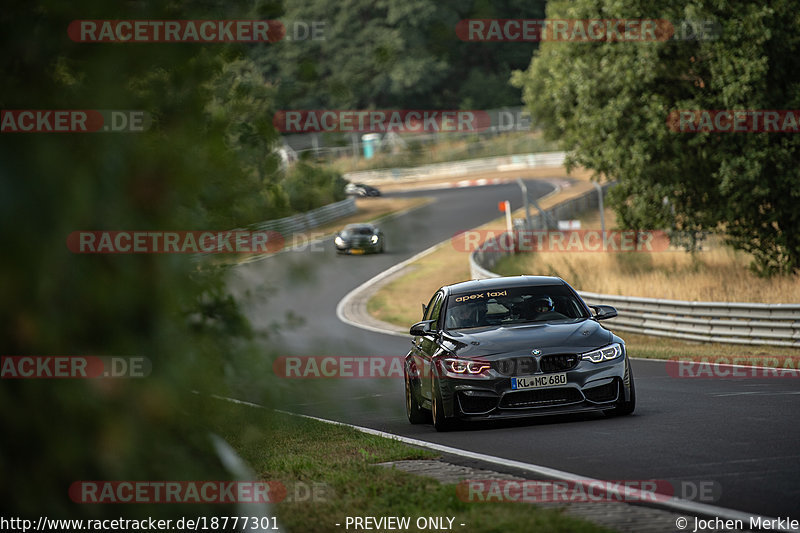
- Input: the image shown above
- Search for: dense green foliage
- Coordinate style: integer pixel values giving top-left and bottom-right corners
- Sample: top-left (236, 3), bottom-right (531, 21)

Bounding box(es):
top-left (513, 0), bottom-right (800, 275)
top-left (0, 0), bottom-right (287, 519)
top-left (254, 0), bottom-right (546, 110)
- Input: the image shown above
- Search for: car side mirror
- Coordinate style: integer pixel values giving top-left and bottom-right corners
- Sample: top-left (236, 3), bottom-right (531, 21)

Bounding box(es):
top-left (590, 305), bottom-right (618, 320)
top-left (410, 319), bottom-right (435, 336)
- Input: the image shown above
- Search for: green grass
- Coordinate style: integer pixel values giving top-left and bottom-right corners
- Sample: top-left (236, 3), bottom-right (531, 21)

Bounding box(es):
top-left (198, 396), bottom-right (614, 533)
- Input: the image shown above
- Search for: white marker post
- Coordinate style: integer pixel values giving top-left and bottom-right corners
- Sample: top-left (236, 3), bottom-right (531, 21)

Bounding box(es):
top-left (499, 200), bottom-right (514, 254)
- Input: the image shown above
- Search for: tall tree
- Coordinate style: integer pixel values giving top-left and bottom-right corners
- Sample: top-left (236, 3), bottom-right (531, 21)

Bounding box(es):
top-left (513, 0), bottom-right (800, 275)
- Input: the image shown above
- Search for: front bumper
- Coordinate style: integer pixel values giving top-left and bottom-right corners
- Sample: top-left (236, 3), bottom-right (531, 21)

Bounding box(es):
top-left (438, 356), bottom-right (630, 420)
top-left (335, 238), bottom-right (382, 254)
top-left (336, 243), bottom-right (381, 254)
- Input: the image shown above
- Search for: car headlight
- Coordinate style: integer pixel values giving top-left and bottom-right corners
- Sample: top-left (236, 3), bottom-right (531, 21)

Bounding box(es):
top-left (581, 343), bottom-right (622, 363)
top-left (370, 235), bottom-right (379, 244)
top-left (334, 236), bottom-right (345, 247)
top-left (442, 358), bottom-right (491, 377)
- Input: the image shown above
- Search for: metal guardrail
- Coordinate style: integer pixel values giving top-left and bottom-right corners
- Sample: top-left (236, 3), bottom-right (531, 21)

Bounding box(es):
top-left (468, 190), bottom-right (800, 347)
top-left (578, 292), bottom-right (800, 347)
top-left (193, 198), bottom-right (356, 261)
top-left (252, 198), bottom-right (356, 236)
top-left (344, 152), bottom-right (566, 185)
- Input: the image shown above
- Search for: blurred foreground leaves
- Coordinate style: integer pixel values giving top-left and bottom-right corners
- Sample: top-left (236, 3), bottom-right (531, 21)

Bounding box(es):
top-left (0, 0), bottom-right (304, 520)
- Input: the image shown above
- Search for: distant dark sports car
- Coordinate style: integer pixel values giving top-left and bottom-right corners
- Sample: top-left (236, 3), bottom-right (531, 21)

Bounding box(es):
top-left (345, 182), bottom-right (381, 197)
top-left (334, 223), bottom-right (385, 254)
top-left (404, 275), bottom-right (635, 431)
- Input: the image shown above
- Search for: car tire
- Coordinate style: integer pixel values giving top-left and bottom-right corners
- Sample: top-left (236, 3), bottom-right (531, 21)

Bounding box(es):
top-left (405, 371), bottom-right (427, 424)
top-left (431, 379), bottom-right (456, 432)
top-left (606, 362), bottom-right (636, 416)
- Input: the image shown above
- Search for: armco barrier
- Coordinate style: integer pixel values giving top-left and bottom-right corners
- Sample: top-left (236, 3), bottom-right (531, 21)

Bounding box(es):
top-left (193, 198), bottom-right (356, 260)
top-left (252, 198), bottom-right (356, 236)
top-left (577, 292), bottom-right (800, 347)
top-left (468, 193), bottom-right (800, 347)
top-left (344, 152), bottom-right (566, 185)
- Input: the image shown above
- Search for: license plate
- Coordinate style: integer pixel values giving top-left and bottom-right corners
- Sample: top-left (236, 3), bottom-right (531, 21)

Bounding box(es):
top-left (349, 249), bottom-right (365, 255)
top-left (511, 372), bottom-right (567, 390)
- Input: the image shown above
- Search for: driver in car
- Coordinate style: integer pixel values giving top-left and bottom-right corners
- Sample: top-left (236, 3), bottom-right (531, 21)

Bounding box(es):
top-left (447, 303), bottom-right (472, 329)
top-left (447, 302), bottom-right (488, 329)
top-left (525, 296), bottom-right (556, 320)
top-left (532, 296), bottom-right (554, 314)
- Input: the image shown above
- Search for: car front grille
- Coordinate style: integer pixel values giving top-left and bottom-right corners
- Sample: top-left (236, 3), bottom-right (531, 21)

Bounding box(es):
top-left (500, 388), bottom-right (583, 408)
top-left (348, 237), bottom-right (372, 247)
top-left (493, 354), bottom-right (579, 375)
top-left (493, 357), bottom-right (537, 376)
top-left (539, 354), bottom-right (579, 372)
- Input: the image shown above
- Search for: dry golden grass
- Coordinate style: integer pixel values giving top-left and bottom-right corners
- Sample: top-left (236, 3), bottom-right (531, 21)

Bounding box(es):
top-left (494, 211), bottom-right (800, 303)
top-left (322, 196), bottom-right (432, 232)
top-left (622, 332), bottom-right (800, 361)
top-left (494, 248), bottom-right (800, 302)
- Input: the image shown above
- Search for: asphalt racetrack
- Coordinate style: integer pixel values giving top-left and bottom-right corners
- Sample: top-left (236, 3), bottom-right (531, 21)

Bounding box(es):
top-left (231, 179), bottom-right (800, 520)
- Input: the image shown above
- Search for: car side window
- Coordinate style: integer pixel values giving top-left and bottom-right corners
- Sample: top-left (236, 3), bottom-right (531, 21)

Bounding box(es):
top-left (423, 294), bottom-right (437, 320)
top-left (425, 292), bottom-right (444, 330)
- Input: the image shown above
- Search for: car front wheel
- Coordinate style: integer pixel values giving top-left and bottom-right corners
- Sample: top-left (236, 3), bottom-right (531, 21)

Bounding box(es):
top-left (606, 362), bottom-right (636, 416)
top-left (431, 379), bottom-right (456, 431)
top-left (405, 370), bottom-right (427, 424)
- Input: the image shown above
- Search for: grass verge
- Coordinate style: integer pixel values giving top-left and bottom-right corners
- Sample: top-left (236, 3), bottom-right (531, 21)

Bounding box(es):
top-left (621, 332), bottom-right (800, 361)
top-left (200, 395), bottom-right (613, 533)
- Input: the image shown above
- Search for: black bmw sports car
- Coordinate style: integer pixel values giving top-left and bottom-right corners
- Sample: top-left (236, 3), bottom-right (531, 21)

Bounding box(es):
top-left (334, 223), bottom-right (385, 254)
top-left (404, 275), bottom-right (635, 431)
top-left (345, 182), bottom-right (381, 197)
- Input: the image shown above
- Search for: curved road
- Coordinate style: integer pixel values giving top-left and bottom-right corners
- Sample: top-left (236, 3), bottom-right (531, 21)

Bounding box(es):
top-left (231, 180), bottom-right (800, 521)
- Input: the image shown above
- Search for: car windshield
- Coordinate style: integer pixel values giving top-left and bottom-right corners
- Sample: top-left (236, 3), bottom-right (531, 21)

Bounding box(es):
top-left (444, 284), bottom-right (589, 330)
top-left (342, 226), bottom-right (373, 237)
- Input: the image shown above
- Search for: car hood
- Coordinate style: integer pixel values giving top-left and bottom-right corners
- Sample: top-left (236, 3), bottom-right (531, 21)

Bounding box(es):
top-left (339, 233), bottom-right (375, 242)
top-left (441, 319), bottom-right (614, 359)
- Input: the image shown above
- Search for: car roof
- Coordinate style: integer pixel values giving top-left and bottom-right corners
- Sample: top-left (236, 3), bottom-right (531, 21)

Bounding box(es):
top-left (443, 275), bottom-right (567, 296)
top-left (343, 223), bottom-right (376, 230)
